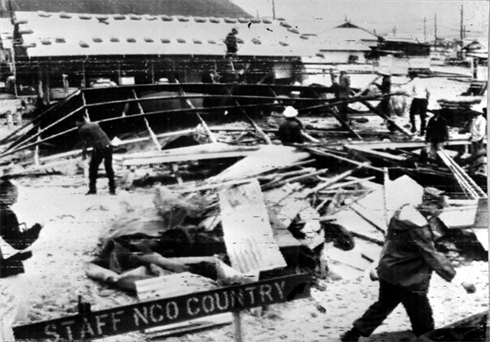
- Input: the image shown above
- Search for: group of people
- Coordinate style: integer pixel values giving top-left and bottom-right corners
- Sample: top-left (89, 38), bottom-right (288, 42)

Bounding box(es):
top-left (270, 73), bottom-right (485, 341)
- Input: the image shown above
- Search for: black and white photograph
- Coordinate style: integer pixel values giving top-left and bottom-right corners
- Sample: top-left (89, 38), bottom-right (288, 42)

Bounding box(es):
top-left (0, 0), bottom-right (488, 341)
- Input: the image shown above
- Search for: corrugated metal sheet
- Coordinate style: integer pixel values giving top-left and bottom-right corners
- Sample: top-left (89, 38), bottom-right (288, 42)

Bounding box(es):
top-left (14, 11), bottom-right (317, 58)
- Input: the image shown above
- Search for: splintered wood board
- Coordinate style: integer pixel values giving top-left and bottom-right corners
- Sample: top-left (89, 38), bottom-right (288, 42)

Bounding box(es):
top-left (334, 208), bottom-right (385, 244)
top-left (144, 313), bottom-right (232, 339)
top-left (210, 144), bottom-right (310, 182)
top-left (219, 179), bottom-right (287, 274)
top-left (122, 142), bottom-right (259, 166)
top-left (135, 272), bottom-right (219, 301)
top-left (264, 184), bottom-right (311, 229)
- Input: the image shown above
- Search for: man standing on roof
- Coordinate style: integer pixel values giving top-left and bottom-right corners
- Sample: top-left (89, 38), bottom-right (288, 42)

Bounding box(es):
top-left (407, 71), bottom-right (430, 136)
top-left (425, 111), bottom-right (449, 161)
top-left (340, 187), bottom-right (476, 342)
top-left (77, 118), bottom-right (116, 195)
top-left (277, 106), bottom-right (304, 145)
top-left (225, 28), bottom-right (239, 58)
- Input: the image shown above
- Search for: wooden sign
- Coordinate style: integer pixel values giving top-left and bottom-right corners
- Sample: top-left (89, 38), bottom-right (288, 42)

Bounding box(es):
top-left (13, 274), bottom-right (310, 341)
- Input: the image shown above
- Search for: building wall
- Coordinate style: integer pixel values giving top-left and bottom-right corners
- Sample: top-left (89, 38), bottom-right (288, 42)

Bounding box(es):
top-left (318, 50), bottom-right (367, 64)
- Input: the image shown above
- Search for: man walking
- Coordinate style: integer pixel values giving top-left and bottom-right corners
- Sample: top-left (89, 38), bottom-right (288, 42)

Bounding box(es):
top-left (425, 111), bottom-right (449, 161)
top-left (78, 119), bottom-right (116, 195)
top-left (340, 187), bottom-right (476, 342)
top-left (407, 71), bottom-right (430, 136)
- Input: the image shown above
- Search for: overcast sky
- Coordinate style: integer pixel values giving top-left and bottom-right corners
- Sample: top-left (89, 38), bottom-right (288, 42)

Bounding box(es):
top-left (233, 0), bottom-right (489, 41)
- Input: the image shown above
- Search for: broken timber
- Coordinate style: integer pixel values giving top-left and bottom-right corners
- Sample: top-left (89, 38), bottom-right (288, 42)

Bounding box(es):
top-left (224, 87), bottom-right (272, 144)
top-left (120, 143), bottom-right (259, 166)
top-left (1, 83), bottom-right (399, 158)
top-left (219, 179), bottom-right (287, 274)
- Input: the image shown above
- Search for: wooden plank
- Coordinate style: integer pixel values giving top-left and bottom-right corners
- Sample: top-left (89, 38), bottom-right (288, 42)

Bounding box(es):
top-left (330, 105), bottom-right (362, 139)
top-left (136, 272), bottom-right (219, 301)
top-left (334, 208), bottom-right (386, 244)
top-left (345, 139), bottom-right (471, 150)
top-left (306, 87), bottom-right (360, 139)
top-left (360, 100), bottom-right (413, 136)
top-left (303, 166), bottom-right (365, 197)
top-left (121, 143), bottom-right (259, 166)
top-left (166, 257), bottom-right (217, 264)
top-left (307, 147), bottom-right (387, 173)
top-left (210, 145), bottom-right (310, 183)
top-left (177, 84), bottom-right (217, 143)
top-left (224, 87), bottom-right (272, 145)
top-left (265, 185), bottom-right (311, 230)
top-left (219, 179), bottom-right (287, 274)
top-left (262, 167), bottom-right (329, 191)
top-left (144, 313), bottom-right (232, 339)
top-left (172, 179), bottom-right (253, 194)
top-left (343, 145), bottom-right (407, 162)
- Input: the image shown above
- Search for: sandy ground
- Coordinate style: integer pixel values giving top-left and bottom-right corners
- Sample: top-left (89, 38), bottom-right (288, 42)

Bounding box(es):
top-left (0, 176), bottom-right (488, 342)
top-left (0, 70), bottom-right (487, 342)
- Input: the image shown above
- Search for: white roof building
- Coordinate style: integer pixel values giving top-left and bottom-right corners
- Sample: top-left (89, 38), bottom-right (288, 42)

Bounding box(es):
top-left (10, 11), bottom-right (318, 58)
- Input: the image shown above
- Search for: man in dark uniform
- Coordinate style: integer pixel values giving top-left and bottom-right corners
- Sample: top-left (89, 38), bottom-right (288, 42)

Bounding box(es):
top-left (78, 119), bottom-right (116, 195)
top-left (224, 28), bottom-right (239, 57)
top-left (425, 111), bottom-right (449, 161)
top-left (340, 187), bottom-right (476, 342)
top-left (277, 106), bottom-right (304, 145)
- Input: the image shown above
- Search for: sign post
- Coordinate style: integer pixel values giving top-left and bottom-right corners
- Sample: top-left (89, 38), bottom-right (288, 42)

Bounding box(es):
top-left (13, 274), bottom-right (311, 341)
top-left (233, 311), bottom-right (244, 342)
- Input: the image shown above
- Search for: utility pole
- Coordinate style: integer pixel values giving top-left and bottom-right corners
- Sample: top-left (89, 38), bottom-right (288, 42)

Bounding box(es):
top-left (460, 4), bottom-right (464, 43)
top-left (458, 4), bottom-right (464, 59)
top-left (434, 13), bottom-right (437, 48)
top-left (272, 0), bottom-right (276, 20)
top-left (423, 17), bottom-right (427, 42)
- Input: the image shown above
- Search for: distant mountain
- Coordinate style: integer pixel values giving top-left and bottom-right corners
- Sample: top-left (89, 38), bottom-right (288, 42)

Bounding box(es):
top-left (3, 0), bottom-right (252, 18)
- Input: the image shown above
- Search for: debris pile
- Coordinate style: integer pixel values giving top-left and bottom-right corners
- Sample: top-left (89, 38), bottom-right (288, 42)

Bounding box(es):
top-left (77, 141), bottom-right (487, 312)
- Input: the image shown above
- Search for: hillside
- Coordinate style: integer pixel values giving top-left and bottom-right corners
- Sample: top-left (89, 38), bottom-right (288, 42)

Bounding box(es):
top-left (3, 0), bottom-right (252, 18)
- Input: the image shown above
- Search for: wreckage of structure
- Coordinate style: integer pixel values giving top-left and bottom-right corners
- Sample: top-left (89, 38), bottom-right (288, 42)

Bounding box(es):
top-left (0, 7), bottom-right (488, 342)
